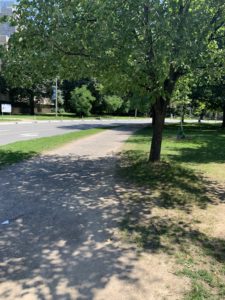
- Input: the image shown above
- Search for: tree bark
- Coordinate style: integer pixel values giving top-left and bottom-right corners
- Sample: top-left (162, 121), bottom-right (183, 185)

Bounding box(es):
top-left (148, 66), bottom-right (183, 162)
top-left (135, 108), bottom-right (138, 118)
top-left (151, 106), bottom-right (156, 126)
top-left (222, 105), bottom-right (225, 128)
top-left (149, 97), bottom-right (167, 162)
top-left (29, 90), bottom-right (35, 115)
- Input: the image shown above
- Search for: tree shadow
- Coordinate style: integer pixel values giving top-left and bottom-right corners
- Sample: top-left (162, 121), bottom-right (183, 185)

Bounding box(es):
top-left (117, 150), bottom-right (213, 213)
top-left (119, 215), bottom-right (225, 263)
top-left (0, 154), bottom-right (139, 300)
top-left (115, 160), bottom-right (225, 261)
top-left (165, 126), bottom-right (225, 164)
top-left (115, 123), bottom-right (225, 266)
top-left (56, 123), bottom-right (146, 132)
top-left (0, 149), bottom-right (37, 168)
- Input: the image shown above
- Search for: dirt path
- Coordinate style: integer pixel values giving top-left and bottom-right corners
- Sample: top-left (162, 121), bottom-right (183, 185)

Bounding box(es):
top-left (0, 126), bottom-right (186, 300)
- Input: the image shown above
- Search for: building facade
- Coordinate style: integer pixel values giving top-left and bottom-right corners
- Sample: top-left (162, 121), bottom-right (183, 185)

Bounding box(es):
top-left (0, 1), bottom-right (16, 45)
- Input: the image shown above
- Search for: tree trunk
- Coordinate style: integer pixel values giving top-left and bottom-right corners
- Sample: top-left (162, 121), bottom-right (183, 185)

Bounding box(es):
top-left (198, 110), bottom-right (204, 123)
top-left (29, 90), bottom-right (35, 115)
top-left (149, 97), bottom-right (167, 162)
top-left (151, 105), bottom-right (156, 125)
top-left (148, 66), bottom-right (183, 162)
top-left (135, 108), bottom-right (138, 118)
top-left (181, 110), bottom-right (185, 124)
top-left (222, 105), bottom-right (225, 128)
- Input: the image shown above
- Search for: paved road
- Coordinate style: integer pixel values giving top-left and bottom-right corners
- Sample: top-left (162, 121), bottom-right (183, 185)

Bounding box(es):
top-left (0, 118), bottom-right (220, 146)
top-left (0, 127), bottom-right (185, 300)
top-left (0, 119), bottom-right (152, 146)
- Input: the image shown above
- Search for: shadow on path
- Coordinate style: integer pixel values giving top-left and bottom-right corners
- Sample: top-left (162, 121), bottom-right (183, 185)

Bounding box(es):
top-left (0, 154), bottom-right (138, 300)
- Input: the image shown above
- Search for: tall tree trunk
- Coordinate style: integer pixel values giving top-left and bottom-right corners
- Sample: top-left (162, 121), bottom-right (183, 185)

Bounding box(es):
top-left (151, 106), bottom-right (156, 126)
top-left (148, 66), bottom-right (183, 162)
top-left (29, 90), bottom-right (35, 115)
top-left (222, 105), bottom-right (225, 128)
top-left (181, 108), bottom-right (185, 124)
top-left (198, 110), bottom-right (204, 123)
top-left (149, 97), bottom-right (167, 162)
top-left (135, 108), bottom-right (138, 118)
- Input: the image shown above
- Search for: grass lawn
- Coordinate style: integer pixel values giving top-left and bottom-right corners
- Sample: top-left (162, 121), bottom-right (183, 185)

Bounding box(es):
top-left (0, 114), bottom-right (148, 122)
top-left (0, 113), bottom-right (78, 121)
top-left (117, 123), bottom-right (225, 299)
top-left (0, 128), bottom-right (105, 168)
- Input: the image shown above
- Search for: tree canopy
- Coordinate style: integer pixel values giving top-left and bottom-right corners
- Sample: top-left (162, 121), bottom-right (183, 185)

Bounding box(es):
top-left (4, 0), bottom-right (225, 160)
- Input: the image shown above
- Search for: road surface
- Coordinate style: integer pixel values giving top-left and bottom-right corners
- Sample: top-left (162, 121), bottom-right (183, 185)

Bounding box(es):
top-left (0, 118), bottom-right (220, 146)
top-left (0, 119), bottom-right (152, 146)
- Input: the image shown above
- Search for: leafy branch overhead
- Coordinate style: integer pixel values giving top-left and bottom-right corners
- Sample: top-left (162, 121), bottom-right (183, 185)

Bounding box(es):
top-left (3, 0), bottom-right (225, 161)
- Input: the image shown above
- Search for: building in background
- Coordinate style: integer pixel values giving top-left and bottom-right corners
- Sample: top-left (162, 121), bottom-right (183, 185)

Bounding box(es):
top-left (0, 2), bottom-right (15, 107)
top-left (0, 1), bottom-right (53, 114)
top-left (0, 1), bottom-right (16, 45)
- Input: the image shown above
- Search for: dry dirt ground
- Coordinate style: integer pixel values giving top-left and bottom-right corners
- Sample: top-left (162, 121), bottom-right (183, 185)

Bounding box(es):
top-left (0, 126), bottom-right (189, 300)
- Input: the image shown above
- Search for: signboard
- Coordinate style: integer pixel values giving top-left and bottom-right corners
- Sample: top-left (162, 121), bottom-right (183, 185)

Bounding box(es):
top-left (1, 104), bottom-right (12, 113)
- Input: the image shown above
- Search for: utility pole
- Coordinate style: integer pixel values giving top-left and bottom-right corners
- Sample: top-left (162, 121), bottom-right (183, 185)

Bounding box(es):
top-left (55, 77), bottom-right (58, 117)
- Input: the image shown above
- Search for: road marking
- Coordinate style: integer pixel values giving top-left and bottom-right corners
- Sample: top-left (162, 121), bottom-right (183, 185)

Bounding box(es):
top-left (20, 133), bottom-right (39, 137)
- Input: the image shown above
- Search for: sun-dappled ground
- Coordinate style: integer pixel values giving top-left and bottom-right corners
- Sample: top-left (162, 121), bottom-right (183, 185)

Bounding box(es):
top-left (1, 126), bottom-right (188, 300)
top-left (1, 124), bottom-right (225, 299)
top-left (117, 124), bottom-right (225, 299)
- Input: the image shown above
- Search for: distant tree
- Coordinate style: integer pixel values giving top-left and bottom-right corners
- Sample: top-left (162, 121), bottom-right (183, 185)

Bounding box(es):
top-left (129, 95), bottom-right (150, 117)
top-left (104, 95), bottom-right (123, 114)
top-left (57, 89), bottom-right (64, 106)
top-left (0, 20), bottom-right (59, 115)
top-left (0, 74), bottom-right (8, 94)
top-left (192, 79), bottom-right (225, 127)
top-left (62, 79), bottom-right (104, 114)
top-left (69, 85), bottom-right (96, 117)
top-left (172, 77), bottom-right (192, 118)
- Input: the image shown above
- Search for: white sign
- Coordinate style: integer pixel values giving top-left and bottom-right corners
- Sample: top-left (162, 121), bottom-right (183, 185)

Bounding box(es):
top-left (1, 104), bottom-right (12, 113)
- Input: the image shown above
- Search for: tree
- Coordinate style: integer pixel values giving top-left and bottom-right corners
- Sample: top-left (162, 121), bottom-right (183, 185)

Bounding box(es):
top-left (192, 79), bottom-right (225, 127)
top-left (104, 95), bottom-right (123, 114)
top-left (6, 0), bottom-right (225, 161)
top-left (171, 76), bottom-right (193, 137)
top-left (129, 94), bottom-right (150, 117)
top-left (57, 89), bottom-right (64, 107)
top-left (69, 85), bottom-right (95, 117)
top-left (1, 36), bottom-right (54, 115)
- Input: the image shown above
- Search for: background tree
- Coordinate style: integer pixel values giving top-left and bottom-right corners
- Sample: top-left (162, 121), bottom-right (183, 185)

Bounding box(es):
top-left (69, 85), bottom-right (96, 117)
top-left (171, 76), bottom-right (193, 137)
top-left (129, 95), bottom-right (150, 117)
top-left (62, 79), bottom-right (103, 114)
top-left (6, 0), bottom-right (225, 161)
top-left (55, 89), bottom-right (65, 113)
top-left (104, 95), bottom-right (123, 114)
top-left (192, 78), bottom-right (225, 127)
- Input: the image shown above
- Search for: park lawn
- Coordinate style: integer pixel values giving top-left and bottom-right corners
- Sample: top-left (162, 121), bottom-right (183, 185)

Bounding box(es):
top-left (0, 128), bottom-right (105, 168)
top-left (0, 113), bottom-right (78, 121)
top-left (118, 123), bottom-right (225, 299)
top-left (0, 114), bottom-right (151, 122)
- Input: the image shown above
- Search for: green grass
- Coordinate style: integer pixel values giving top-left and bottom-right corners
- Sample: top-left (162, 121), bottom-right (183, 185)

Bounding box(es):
top-left (0, 114), bottom-right (149, 121)
top-left (0, 128), bottom-right (105, 168)
top-left (117, 123), bottom-right (225, 299)
top-left (122, 123), bottom-right (225, 181)
top-left (0, 113), bottom-right (78, 121)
